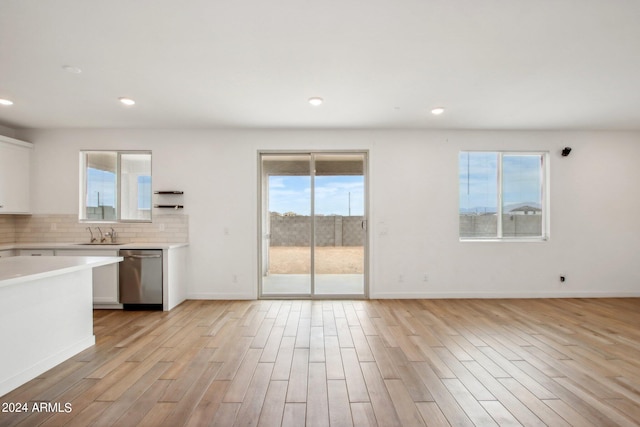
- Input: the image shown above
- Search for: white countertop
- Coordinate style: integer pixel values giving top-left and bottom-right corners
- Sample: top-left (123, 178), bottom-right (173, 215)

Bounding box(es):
top-left (0, 242), bottom-right (189, 251)
top-left (0, 256), bottom-right (123, 288)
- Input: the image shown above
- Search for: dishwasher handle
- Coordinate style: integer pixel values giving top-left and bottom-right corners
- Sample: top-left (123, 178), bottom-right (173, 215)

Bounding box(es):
top-left (124, 254), bottom-right (162, 259)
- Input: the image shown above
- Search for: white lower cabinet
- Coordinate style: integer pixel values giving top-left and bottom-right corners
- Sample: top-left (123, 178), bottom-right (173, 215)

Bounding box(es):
top-left (0, 249), bottom-right (15, 257)
top-left (55, 249), bottom-right (120, 307)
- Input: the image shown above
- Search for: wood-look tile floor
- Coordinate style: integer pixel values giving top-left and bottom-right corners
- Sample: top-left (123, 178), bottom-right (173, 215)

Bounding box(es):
top-left (2, 298), bottom-right (640, 426)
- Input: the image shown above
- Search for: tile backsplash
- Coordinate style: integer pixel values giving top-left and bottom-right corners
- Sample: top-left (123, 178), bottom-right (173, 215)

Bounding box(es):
top-left (8, 214), bottom-right (188, 244)
top-left (0, 215), bottom-right (16, 244)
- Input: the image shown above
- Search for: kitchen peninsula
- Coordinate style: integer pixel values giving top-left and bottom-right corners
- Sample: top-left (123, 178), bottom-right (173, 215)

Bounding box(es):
top-left (0, 255), bottom-right (122, 397)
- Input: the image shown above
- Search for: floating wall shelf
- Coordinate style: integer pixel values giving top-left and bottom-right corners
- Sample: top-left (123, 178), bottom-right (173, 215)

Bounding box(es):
top-left (154, 191), bottom-right (184, 209)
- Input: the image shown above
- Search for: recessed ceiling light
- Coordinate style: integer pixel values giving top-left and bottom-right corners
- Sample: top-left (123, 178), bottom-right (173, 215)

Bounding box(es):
top-left (62, 65), bottom-right (82, 74)
top-left (119, 97), bottom-right (135, 106)
top-left (431, 107), bottom-right (445, 115)
top-left (0, 98), bottom-right (13, 106)
top-left (308, 97), bottom-right (323, 106)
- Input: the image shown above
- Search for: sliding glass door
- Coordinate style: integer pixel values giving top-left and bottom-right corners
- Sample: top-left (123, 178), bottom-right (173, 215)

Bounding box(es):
top-left (259, 152), bottom-right (367, 298)
top-left (260, 154), bottom-right (312, 295)
top-left (313, 154), bottom-right (366, 296)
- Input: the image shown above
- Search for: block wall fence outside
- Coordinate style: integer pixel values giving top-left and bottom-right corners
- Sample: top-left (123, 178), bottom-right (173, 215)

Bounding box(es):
top-left (459, 214), bottom-right (542, 237)
top-left (269, 214), bottom-right (364, 246)
top-left (272, 214), bottom-right (541, 245)
top-left (10, 214), bottom-right (188, 244)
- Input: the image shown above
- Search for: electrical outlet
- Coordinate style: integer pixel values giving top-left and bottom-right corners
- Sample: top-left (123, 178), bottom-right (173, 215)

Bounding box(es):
top-left (398, 274), bottom-right (404, 283)
top-left (560, 275), bottom-right (566, 283)
top-left (423, 274), bottom-right (429, 282)
top-left (232, 274), bottom-right (238, 283)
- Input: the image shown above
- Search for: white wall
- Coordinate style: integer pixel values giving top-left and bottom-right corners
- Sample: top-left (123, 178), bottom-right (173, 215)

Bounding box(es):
top-left (18, 128), bottom-right (640, 299)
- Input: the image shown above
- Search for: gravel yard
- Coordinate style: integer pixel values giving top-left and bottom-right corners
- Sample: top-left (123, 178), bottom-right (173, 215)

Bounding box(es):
top-left (268, 246), bottom-right (364, 274)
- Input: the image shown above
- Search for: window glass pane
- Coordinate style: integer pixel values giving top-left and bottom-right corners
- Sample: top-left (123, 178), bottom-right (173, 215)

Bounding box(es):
top-left (121, 153), bottom-right (152, 220)
top-left (84, 152), bottom-right (117, 221)
top-left (80, 151), bottom-right (152, 222)
top-left (138, 176), bottom-right (152, 210)
top-left (502, 154), bottom-right (542, 237)
top-left (459, 152), bottom-right (498, 238)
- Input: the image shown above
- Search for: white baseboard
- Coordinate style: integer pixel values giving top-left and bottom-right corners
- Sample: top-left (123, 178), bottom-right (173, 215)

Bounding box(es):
top-left (186, 291), bottom-right (640, 300)
top-left (93, 303), bottom-right (123, 309)
top-left (370, 291), bottom-right (640, 299)
top-left (188, 292), bottom-right (256, 300)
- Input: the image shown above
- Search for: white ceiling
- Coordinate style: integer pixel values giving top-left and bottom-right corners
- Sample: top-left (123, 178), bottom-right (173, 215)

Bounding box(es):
top-left (1, 0), bottom-right (639, 130)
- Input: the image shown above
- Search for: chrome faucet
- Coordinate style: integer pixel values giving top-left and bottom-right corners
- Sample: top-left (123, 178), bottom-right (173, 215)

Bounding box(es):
top-left (96, 227), bottom-right (106, 243)
top-left (107, 227), bottom-right (117, 243)
top-left (86, 227), bottom-right (97, 243)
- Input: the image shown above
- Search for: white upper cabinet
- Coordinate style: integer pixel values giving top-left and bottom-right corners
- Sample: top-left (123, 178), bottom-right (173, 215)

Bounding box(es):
top-left (0, 135), bottom-right (32, 214)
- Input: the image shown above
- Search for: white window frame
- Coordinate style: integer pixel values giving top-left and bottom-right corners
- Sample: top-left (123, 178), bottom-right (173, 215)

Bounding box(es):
top-left (459, 150), bottom-right (550, 242)
top-left (79, 150), bottom-right (152, 223)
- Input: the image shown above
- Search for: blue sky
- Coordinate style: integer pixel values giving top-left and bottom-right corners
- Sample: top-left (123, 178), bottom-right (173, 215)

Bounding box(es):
top-left (86, 168), bottom-right (116, 207)
top-left (269, 175), bottom-right (364, 216)
top-left (459, 152), bottom-right (542, 213)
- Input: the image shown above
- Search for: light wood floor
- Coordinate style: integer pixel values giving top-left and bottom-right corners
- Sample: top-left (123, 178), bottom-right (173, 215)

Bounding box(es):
top-left (2, 298), bottom-right (640, 426)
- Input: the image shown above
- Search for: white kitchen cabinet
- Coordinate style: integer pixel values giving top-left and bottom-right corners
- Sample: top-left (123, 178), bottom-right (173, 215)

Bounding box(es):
top-left (55, 249), bottom-right (120, 307)
top-left (18, 249), bottom-right (55, 256)
top-left (0, 136), bottom-right (32, 214)
top-left (0, 249), bottom-right (15, 257)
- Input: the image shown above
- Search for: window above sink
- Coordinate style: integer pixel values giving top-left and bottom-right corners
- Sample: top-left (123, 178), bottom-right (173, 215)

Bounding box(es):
top-left (79, 150), bottom-right (152, 223)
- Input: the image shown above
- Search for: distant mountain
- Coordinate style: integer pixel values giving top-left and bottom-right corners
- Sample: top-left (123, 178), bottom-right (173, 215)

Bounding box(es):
top-left (459, 206), bottom-right (497, 214)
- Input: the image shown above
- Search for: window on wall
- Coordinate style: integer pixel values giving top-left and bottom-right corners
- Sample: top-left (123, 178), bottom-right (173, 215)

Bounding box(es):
top-left (80, 151), bottom-right (152, 222)
top-left (459, 151), bottom-right (548, 240)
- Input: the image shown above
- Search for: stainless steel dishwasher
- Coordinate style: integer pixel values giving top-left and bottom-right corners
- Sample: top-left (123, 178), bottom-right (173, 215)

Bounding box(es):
top-left (119, 249), bottom-right (163, 310)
